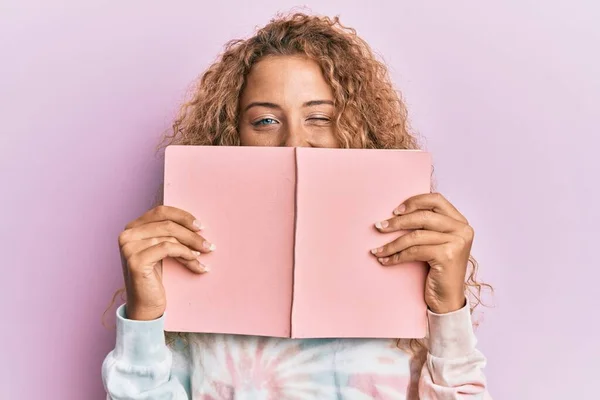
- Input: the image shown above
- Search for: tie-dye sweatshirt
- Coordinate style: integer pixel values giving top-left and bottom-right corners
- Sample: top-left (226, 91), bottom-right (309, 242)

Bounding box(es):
top-left (102, 301), bottom-right (491, 399)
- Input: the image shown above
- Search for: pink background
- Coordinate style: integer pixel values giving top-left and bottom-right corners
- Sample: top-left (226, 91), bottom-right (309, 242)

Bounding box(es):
top-left (1, 1), bottom-right (598, 399)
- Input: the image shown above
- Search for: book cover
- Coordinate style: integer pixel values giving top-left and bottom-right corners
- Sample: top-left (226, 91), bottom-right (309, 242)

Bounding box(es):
top-left (163, 146), bottom-right (430, 338)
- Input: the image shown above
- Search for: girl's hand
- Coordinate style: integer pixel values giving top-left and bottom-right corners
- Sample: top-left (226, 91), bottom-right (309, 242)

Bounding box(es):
top-left (371, 193), bottom-right (472, 314)
top-left (118, 206), bottom-right (214, 321)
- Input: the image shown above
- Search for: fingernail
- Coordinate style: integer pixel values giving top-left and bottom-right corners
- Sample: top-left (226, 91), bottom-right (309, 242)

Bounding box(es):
top-left (199, 263), bottom-right (210, 272)
top-left (370, 247), bottom-right (383, 255)
top-left (375, 220), bottom-right (389, 229)
top-left (193, 220), bottom-right (204, 230)
top-left (192, 250), bottom-right (200, 256)
top-left (394, 204), bottom-right (406, 215)
top-left (378, 257), bottom-right (389, 264)
top-left (203, 241), bottom-right (216, 251)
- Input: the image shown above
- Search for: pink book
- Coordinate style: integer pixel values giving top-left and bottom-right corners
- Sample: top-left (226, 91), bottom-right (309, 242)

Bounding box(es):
top-left (163, 146), bottom-right (431, 338)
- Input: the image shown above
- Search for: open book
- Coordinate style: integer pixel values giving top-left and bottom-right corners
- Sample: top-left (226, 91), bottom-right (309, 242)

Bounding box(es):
top-left (163, 146), bottom-right (431, 339)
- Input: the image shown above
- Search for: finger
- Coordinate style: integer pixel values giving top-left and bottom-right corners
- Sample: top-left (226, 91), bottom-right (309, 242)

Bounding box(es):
top-left (121, 237), bottom-right (181, 259)
top-left (120, 221), bottom-right (216, 253)
top-left (129, 241), bottom-right (208, 275)
top-left (375, 210), bottom-right (464, 234)
top-left (123, 238), bottom-right (210, 272)
top-left (155, 258), bottom-right (209, 280)
top-left (371, 230), bottom-right (453, 258)
top-left (377, 244), bottom-right (444, 266)
top-left (126, 205), bottom-right (204, 232)
top-left (394, 193), bottom-right (468, 224)
top-left (174, 257), bottom-right (209, 273)
top-left (122, 238), bottom-right (211, 275)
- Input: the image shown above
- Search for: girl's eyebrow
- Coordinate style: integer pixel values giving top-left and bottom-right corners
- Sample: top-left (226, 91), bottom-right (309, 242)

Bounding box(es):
top-left (243, 99), bottom-right (334, 112)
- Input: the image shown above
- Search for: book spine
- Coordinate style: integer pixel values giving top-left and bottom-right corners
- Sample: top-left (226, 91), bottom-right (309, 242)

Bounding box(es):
top-left (289, 148), bottom-right (299, 338)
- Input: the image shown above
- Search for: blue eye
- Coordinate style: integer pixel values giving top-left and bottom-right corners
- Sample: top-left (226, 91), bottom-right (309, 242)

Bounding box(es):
top-left (253, 118), bottom-right (278, 126)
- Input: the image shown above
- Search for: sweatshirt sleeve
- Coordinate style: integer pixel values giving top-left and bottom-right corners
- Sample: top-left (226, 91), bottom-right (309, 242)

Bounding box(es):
top-left (418, 301), bottom-right (492, 399)
top-left (102, 304), bottom-right (190, 399)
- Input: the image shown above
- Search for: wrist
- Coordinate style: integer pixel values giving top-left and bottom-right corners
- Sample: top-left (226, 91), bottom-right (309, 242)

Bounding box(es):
top-left (125, 304), bottom-right (165, 321)
top-left (428, 297), bottom-right (466, 315)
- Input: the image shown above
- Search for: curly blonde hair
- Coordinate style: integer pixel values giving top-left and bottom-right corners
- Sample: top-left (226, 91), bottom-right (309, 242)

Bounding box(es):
top-left (163, 13), bottom-right (417, 150)
top-left (107, 12), bottom-right (491, 356)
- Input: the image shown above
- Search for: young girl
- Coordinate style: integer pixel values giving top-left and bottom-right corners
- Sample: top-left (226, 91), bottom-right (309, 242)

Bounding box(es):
top-left (103, 13), bottom-right (492, 400)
